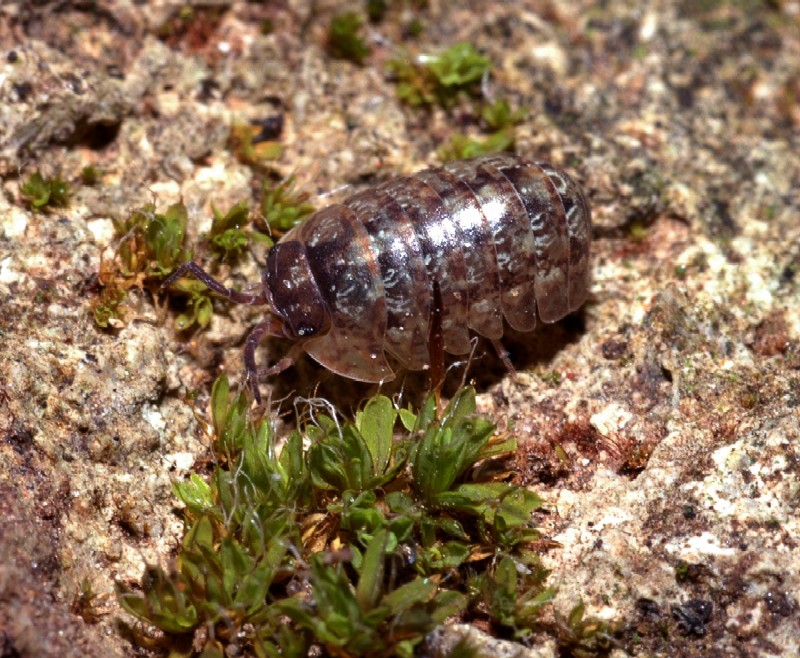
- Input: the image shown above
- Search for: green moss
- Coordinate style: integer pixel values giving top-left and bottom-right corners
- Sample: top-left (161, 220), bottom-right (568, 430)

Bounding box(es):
top-left (366, 0), bottom-right (388, 22)
top-left (437, 128), bottom-right (516, 162)
top-left (20, 171), bottom-right (71, 210)
top-left (387, 42), bottom-right (490, 109)
top-left (539, 371), bottom-right (563, 387)
top-left (327, 12), bottom-right (371, 64)
top-left (553, 601), bottom-right (618, 655)
top-left (261, 176), bottom-right (315, 234)
top-left (118, 379), bottom-right (586, 657)
top-left (481, 98), bottom-right (526, 132)
top-left (627, 218), bottom-right (650, 242)
top-left (427, 43), bottom-right (490, 93)
top-left (674, 560), bottom-right (691, 582)
top-left (406, 17), bottom-right (424, 37)
top-left (208, 200), bottom-right (251, 260)
top-left (438, 98), bottom-right (526, 160)
top-left (91, 286), bottom-right (126, 329)
top-left (94, 178), bottom-right (313, 332)
top-left (95, 201), bottom-right (216, 331)
top-left (387, 45), bottom-right (525, 159)
top-left (169, 279), bottom-right (216, 330)
top-left (112, 202), bottom-right (190, 278)
top-left (229, 122), bottom-right (283, 168)
top-left (80, 165), bottom-right (102, 186)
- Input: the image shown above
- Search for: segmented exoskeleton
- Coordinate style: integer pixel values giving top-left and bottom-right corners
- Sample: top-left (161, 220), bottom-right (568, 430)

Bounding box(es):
top-left (164, 153), bottom-right (591, 400)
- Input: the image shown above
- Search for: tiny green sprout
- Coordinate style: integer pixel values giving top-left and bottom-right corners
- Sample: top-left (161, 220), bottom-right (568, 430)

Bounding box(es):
top-left (553, 600), bottom-right (618, 656)
top-left (210, 227), bottom-right (249, 259)
top-left (92, 286), bottom-right (126, 329)
top-left (673, 560), bottom-right (691, 582)
top-left (261, 176), bottom-right (315, 234)
top-left (209, 200), bottom-right (250, 259)
top-left (170, 279), bottom-right (215, 330)
top-left (117, 209), bottom-right (175, 281)
top-left (427, 42), bottom-right (490, 91)
top-left (229, 122), bottom-right (283, 167)
top-left (366, 0), bottom-right (387, 22)
top-left (438, 99), bottom-right (523, 161)
top-left (539, 371), bottom-right (562, 387)
top-left (437, 128), bottom-right (516, 162)
top-left (112, 202), bottom-right (190, 277)
top-left (327, 11), bottom-right (371, 64)
top-left (97, 202), bottom-right (198, 331)
top-left (627, 217), bottom-right (649, 242)
top-left (20, 171), bottom-right (71, 210)
top-left (71, 577), bottom-right (107, 623)
top-left (406, 17), bottom-right (424, 38)
top-left (80, 165), bottom-right (101, 186)
top-left (386, 54), bottom-right (435, 107)
top-left (481, 98), bottom-right (526, 132)
top-left (146, 203), bottom-right (189, 276)
top-left (388, 42), bottom-right (491, 110)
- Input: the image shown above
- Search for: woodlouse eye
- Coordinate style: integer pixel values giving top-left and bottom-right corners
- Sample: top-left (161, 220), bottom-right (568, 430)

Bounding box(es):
top-left (294, 325), bottom-right (317, 338)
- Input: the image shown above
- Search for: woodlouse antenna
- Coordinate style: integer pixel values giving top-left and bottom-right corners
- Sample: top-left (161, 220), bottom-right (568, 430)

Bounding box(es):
top-left (161, 261), bottom-right (267, 306)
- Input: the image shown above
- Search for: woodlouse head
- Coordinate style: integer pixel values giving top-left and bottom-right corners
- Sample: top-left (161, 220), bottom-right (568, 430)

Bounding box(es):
top-left (265, 240), bottom-right (332, 340)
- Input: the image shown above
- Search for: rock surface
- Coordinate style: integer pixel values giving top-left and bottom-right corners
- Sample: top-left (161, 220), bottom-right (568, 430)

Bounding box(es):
top-left (1, 1), bottom-right (798, 656)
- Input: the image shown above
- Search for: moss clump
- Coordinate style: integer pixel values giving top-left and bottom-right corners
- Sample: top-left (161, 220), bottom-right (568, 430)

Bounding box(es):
top-left (229, 121), bottom-right (284, 168)
top-left (117, 379), bottom-right (606, 657)
top-left (260, 176), bottom-right (315, 234)
top-left (387, 45), bottom-right (525, 160)
top-left (93, 188), bottom-right (309, 332)
top-left (20, 171), bottom-right (71, 210)
top-left (327, 12), bottom-right (371, 64)
top-left (92, 201), bottom-right (210, 331)
top-left (387, 42), bottom-right (490, 110)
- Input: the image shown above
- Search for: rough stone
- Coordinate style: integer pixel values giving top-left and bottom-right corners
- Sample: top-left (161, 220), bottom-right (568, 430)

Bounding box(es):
top-left (1, 0), bottom-right (798, 656)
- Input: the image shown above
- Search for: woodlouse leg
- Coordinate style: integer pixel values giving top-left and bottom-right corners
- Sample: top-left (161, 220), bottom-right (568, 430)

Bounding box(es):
top-left (427, 280), bottom-right (446, 396)
top-left (491, 339), bottom-right (517, 376)
top-left (244, 317), bottom-right (286, 404)
top-left (162, 261), bottom-right (267, 305)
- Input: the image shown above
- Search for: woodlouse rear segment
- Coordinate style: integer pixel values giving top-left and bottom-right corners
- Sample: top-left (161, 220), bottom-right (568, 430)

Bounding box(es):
top-left (275, 153), bottom-right (591, 383)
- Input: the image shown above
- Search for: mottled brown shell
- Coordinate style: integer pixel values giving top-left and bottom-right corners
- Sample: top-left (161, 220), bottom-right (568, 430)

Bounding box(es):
top-left (264, 153), bottom-right (591, 382)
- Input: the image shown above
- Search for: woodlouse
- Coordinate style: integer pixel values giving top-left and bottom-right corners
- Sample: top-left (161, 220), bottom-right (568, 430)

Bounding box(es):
top-left (165, 153), bottom-right (591, 400)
